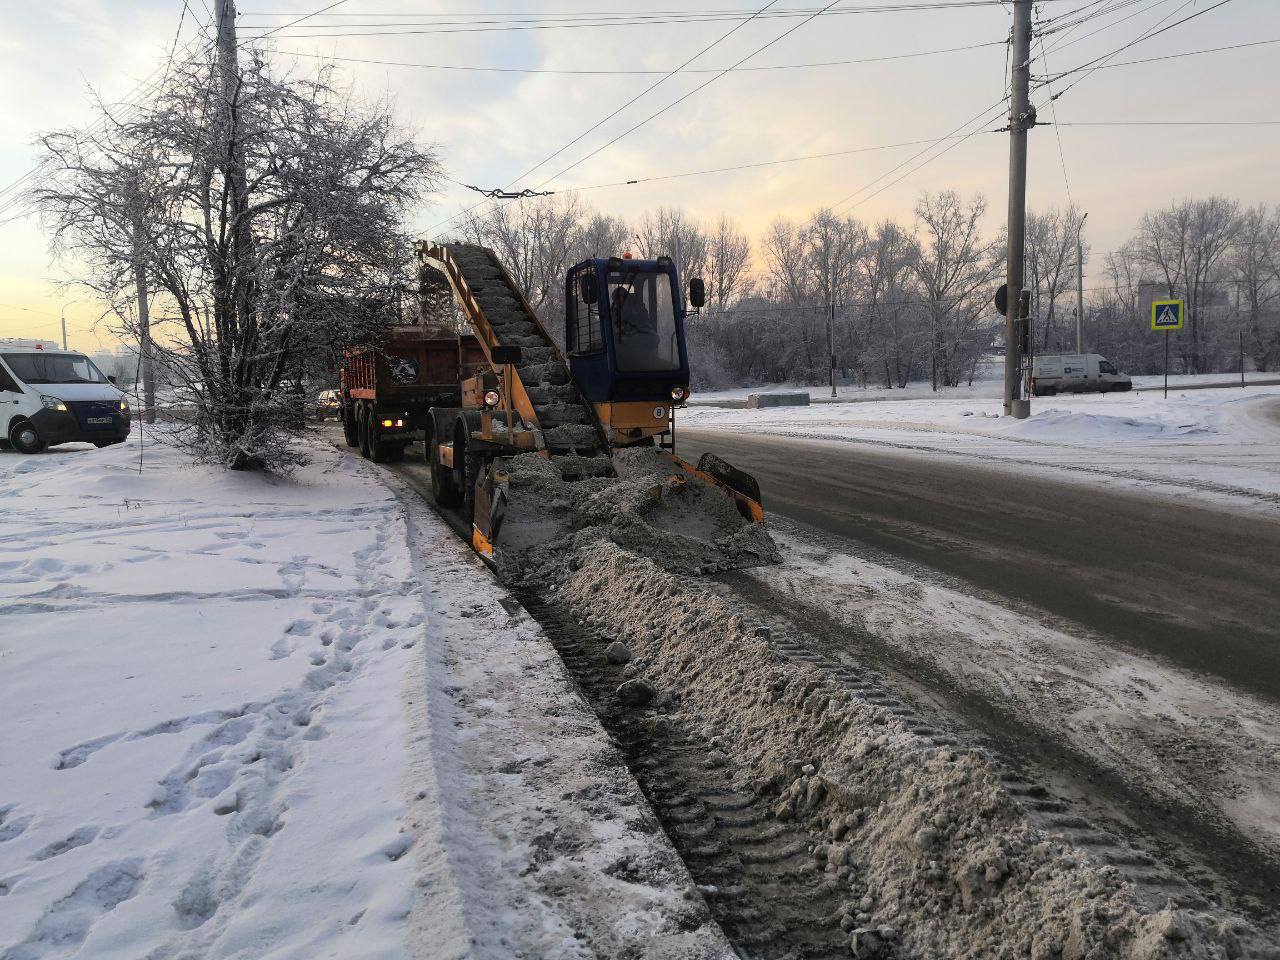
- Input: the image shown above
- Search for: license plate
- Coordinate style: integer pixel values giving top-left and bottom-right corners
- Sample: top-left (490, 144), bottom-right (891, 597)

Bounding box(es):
top-left (87, 417), bottom-right (112, 425)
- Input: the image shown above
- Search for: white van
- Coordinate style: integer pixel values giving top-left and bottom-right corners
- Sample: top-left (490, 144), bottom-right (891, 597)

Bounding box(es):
top-left (0, 340), bottom-right (132, 454)
top-left (1031, 353), bottom-right (1132, 396)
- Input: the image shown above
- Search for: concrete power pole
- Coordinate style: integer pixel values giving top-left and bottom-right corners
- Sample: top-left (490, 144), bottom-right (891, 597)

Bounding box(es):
top-left (60, 311), bottom-right (67, 350)
top-left (1004, 0), bottom-right (1033, 419)
top-left (1075, 211), bottom-right (1088, 353)
top-left (828, 302), bottom-right (837, 398)
top-left (133, 209), bottom-right (156, 424)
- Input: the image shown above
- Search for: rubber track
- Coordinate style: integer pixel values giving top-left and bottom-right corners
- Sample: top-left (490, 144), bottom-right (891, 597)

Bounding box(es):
top-left (705, 577), bottom-right (1217, 917)
top-left (444, 243), bottom-right (615, 481)
top-left (519, 593), bottom-right (853, 960)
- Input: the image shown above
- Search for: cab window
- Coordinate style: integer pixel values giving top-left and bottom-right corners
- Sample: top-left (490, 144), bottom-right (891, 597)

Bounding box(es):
top-left (568, 267), bottom-right (602, 355)
top-left (607, 269), bottom-right (680, 373)
top-left (1099, 360), bottom-right (1117, 375)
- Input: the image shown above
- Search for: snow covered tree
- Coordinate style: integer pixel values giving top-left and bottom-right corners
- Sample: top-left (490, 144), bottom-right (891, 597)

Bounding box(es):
top-left (36, 51), bottom-right (438, 470)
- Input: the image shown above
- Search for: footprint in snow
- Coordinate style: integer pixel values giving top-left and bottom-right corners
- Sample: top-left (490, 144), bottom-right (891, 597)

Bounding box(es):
top-left (31, 826), bottom-right (99, 862)
top-left (3, 859), bottom-right (145, 960)
top-left (0, 805), bottom-right (33, 843)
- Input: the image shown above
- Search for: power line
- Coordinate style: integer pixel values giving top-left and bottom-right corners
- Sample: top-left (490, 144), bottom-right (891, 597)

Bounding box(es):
top-left (240, 0), bottom-right (1078, 38)
top-left (531, 0), bottom-right (849, 192)
top-left (507, 0), bottom-right (787, 190)
top-left (241, 0), bottom-right (351, 45)
top-left (273, 39), bottom-right (1002, 76)
top-left (1043, 0), bottom-right (1236, 98)
top-left (1053, 119), bottom-right (1280, 126)
top-left (1042, 36), bottom-right (1280, 76)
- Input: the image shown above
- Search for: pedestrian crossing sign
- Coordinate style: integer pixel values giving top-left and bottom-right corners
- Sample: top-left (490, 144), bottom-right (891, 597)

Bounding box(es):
top-left (1151, 299), bottom-right (1184, 331)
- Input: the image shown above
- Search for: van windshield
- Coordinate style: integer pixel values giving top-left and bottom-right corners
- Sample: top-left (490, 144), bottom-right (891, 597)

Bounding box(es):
top-left (2, 352), bottom-right (111, 385)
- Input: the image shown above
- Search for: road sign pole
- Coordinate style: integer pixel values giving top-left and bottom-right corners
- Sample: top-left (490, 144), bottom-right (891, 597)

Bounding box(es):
top-left (1164, 333), bottom-right (1169, 400)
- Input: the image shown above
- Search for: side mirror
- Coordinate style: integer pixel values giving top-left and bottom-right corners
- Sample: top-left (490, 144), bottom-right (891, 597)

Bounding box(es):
top-left (108, 375), bottom-right (118, 386)
top-left (580, 274), bottom-right (598, 306)
top-left (689, 277), bottom-right (706, 311)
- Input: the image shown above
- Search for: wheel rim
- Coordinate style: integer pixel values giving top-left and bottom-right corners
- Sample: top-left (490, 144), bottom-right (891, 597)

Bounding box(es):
top-left (17, 427), bottom-right (37, 447)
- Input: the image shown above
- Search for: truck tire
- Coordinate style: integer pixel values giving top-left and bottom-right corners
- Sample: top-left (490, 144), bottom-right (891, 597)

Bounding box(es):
top-left (427, 424), bottom-right (460, 506)
top-left (341, 401), bottom-right (359, 447)
top-left (357, 403), bottom-right (372, 459)
top-left (463, 448), bottom-right (483, 521)
top-left (10, 420), bottom-right (45, 455)
top-left (367, 414), bottom-right (390, 463)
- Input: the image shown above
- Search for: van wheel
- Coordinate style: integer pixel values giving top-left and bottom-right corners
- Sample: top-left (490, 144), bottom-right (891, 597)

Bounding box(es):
top-left (10, 420), bottom-right (45, 454)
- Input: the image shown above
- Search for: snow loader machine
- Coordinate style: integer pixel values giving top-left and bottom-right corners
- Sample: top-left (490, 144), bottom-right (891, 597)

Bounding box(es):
top-left (415, 241), bottom-right (766, 568)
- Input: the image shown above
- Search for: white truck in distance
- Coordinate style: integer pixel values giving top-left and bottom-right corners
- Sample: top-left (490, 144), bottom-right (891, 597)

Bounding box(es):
top-left (1031, 353), bottom-right (1132, 396)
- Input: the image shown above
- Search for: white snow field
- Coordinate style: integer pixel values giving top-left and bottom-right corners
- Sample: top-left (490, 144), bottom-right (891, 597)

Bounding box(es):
top-left (682, 382), bottom-right (1280, 513)
top-left (0, 436), bottom-right (729, 960)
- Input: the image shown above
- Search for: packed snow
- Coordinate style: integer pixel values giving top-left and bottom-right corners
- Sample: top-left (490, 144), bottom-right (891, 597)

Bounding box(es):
top-left (0, 436), bottom-right (729, 960)
top-left (682, 381), bottom-right (1280, 514)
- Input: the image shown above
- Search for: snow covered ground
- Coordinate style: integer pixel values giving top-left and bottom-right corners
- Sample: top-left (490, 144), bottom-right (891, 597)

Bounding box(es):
top-left (682, 382), bottom-right (1280, 514)
top-left (754, 520), bottom-right (1280, 870)
top-left (0, 436), bottom-right (728, 960)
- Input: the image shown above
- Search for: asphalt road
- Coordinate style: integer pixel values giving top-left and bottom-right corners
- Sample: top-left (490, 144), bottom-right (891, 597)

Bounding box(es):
top-left (677, 428), bottom-right (1280, 703)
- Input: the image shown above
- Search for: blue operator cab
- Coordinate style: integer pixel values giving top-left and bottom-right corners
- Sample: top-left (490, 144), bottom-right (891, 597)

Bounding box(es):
top-left (564, 254), bottom-right (704, 447)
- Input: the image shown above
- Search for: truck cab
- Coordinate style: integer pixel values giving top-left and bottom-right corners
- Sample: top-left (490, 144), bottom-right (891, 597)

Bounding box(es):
top-left (1031, 353), bottom-right (1132, 396)
top-left (565, 254), bottom-right (701, 446)
top-left (0, 340), bottom-right (131, 454)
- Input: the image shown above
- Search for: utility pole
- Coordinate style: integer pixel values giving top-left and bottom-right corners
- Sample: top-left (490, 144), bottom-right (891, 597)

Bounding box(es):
top-left (1004, 0), bottom-right (1033, 419)
top-left (1075, 211), bottom-right (1087, 354)
top-left (828, 301), bottom-right (837, 398)
top-left (60, 310), bottom-right (67, 350)
top-left (132, 205), bottom-right (156, 424)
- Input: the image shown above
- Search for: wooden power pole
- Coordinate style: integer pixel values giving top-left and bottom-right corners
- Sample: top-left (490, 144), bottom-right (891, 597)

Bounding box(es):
top-left (1004, 0), bottom-right (1033, 418)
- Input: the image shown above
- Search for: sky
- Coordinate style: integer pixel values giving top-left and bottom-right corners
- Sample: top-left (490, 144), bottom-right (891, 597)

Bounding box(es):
top-left (0, 0), bottom-right (1277, 351)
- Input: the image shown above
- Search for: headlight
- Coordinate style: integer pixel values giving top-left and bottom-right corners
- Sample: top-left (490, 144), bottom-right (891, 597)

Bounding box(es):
top-left (483, 389), bottom-right (501, 408)
top-left (119, 398), bottom-right (130, 413)
top-left (40, 395), bottom-right (67, 412)
top-left (670, 385), bottom-right (688, 402)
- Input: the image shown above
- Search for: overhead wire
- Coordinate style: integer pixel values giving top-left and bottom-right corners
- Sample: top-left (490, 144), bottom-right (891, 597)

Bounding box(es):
top-left (273, 39), bottom-right (1003, 76)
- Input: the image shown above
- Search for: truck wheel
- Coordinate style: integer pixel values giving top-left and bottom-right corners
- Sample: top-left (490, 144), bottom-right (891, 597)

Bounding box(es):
top-left (367, 415), bottom-right (387, 463)
top-left (428, 427), bottom-right (460, 506)
top-left (463, 450), bottom-right (484, 520)
top-left (341, 402), bottom-right (359, 447)
top-left (10, 420), bottom-right (45, 455)
top-left (357, 404), bottom-right (372, 459)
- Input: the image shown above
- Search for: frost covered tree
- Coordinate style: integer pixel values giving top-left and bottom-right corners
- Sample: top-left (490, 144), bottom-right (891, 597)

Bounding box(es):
top-left (910, 191), bottom-right (1003, 390)
top-left (36, 51), bottom-right (439, 470)
top-left (459, 193), bottom-right (584, 326)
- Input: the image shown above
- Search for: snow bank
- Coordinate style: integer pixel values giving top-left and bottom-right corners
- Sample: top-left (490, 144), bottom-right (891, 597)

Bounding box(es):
top-left (552, 538), bottom-right (1266, 959)
top-left (680, 386), bottom-right (1280, 512)
top-left (0, 437), bottom-right (733, 960)
top-left (0, 438), bottom-right (422, 960)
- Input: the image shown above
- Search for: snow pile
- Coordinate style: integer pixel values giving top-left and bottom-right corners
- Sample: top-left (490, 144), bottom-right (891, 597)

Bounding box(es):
top-left (0, 439), bottom-right (423, 959)
top-left (549, 539), bottom-right (1268, 959)
top-left (1000, 407), bottom-right (1215, 442)
top-left (0, 438), bottom-right (737, 960)
top-left (495, 446), bottom-right (778, 582)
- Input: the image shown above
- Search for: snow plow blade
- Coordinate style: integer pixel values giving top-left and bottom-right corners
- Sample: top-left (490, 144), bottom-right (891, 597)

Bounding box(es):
top-left (472, 447), bottom-right (777, 579)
